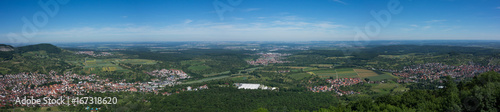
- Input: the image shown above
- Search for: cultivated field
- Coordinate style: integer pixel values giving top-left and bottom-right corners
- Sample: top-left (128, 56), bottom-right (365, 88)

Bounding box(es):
top-left (365, 73), bottom-right (398, 81)
top-left (289, 73), bottom-right (311, 80)
top-left (115, 59), bottom-right (157, 65)
top-left (202, 71), bottom-right (230, 77)
top-left (354, 69), bottom-right (378, 78)
top-left (306, 68), bottom-right (399, 81)
top-left (310, 64), bottom-right (333, 68)
top-left (311, 68), bottom-right (358, 79)
top-left (70, 58), bottom-right (157, 73)
top-left (370, 82), bottom-right (408, 94)
top-left (182, 75), bottom-right (231, 84)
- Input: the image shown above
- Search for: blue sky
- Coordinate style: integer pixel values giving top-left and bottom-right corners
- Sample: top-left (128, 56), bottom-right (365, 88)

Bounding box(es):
top-left (0, 0), bottom-right (499, 43)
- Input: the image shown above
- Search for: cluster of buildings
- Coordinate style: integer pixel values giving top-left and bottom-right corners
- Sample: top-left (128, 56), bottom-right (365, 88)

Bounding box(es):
top-left (277, 70), bottom-right (290, 73)
top-left (308, 86), bottom-right (360, 96)
top-left (246, 53), bottom-right (291, 65)
top-left (326, 78), bottom-right (361, 87)
top-left (393, 63), bottom-right (500, 83)
top-left (160, 84), bottom-right (209, 96)
top-left (75, 51), bottom-right (113, 57)
top-left (186, 85), bottom-right (209, 91)
top-left (0, 69), bottom-right (194, 107)
top-left (233, 83), bottom-right (278, 90)
top-left (308, 78), bottom-right (361, 96)
top-left (146, 69), bottom-right (190, 80)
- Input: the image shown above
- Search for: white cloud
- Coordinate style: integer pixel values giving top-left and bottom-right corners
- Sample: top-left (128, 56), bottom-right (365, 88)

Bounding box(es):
top-left (1, 15), bottom-right (353, 42)
top-left (497, 6), bottom-right (500, 9)
top-left (122, 16), bottom-right (128, 18)
top-left (281, 16), bottom-right (299, 20)
top-left (184, 19), bottom-right (193, 24)
top-left (332, 0), bottom-right (347, 5)
top-left (257, 17), bottom-right (266, 19)
top-left (232, 17), bottom-right (244, 20)
top-left (24, 19), bottom-right (347, 42)
top-left (422, 26), bottom-right (432, 29)
top-left (410, 24), bottom-right (418, 27)
top-left (425, 19), bottom-right (447, 23)
top-left (313, 22), bottom-right (344, 28)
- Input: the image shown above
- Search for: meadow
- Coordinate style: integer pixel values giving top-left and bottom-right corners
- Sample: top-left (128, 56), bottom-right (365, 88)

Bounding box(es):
top-left (288, 73), bottom-right (311, 80)
top-left (69, 58), bottom-right (157, 73)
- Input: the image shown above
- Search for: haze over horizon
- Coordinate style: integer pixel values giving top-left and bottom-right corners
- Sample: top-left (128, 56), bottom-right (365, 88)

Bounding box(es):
top-left (1, 0), bottom-right (499, 44)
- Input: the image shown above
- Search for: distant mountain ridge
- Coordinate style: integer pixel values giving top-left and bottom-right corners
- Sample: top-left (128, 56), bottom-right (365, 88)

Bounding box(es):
top-left (0, 44), bottom-right (14, 52)
top-left (15, 43), bottom-right (62, 53)
top-left (0, 43), bottom-right (62, 60)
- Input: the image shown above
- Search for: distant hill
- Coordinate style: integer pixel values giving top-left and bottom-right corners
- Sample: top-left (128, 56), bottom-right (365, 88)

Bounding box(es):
top-left (0, 43), bottom-right (62, 61)
top-left (369, 45), bottom-right (499, 56)
top-left (0, 44), bottom-right (14, 60)
top-left (0, 44), bottom-right (14, 52)
top-left (16, 43), bottom-right (62, 53)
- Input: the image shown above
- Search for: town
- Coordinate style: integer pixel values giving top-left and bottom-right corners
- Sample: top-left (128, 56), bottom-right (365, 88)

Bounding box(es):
top-left (308, 78), bottom-right (361, 96)
top-left (0, 69), bottom-right (202, 107)
top-left (393, 63), bottom-right (500, 83)
top-left (246, 53), bottom-right (291, 65)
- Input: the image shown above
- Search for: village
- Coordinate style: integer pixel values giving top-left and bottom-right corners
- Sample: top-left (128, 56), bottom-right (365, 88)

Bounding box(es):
top-left (2, 62), bottom-right (500, 107)
top-left (393, 63), bottom-right (500, 83)
top-left (0, 69), bottom-right (206, 107)
top-left (308, 78), bottom-right (361, 96)
top-left (246, 53), bottom-right (291, 65)
top-left (75, 51), bottom-right (113, 57)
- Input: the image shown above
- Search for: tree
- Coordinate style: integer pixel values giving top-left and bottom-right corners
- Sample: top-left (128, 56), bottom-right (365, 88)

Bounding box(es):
top-left (253, 108), bottom-right (269, 112)
top-left (444, 76), bottom-right (462, 112)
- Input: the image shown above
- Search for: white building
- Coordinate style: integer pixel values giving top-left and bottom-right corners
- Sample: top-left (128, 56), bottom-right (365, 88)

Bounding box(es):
top-left (237, 83), bottom-right (261, 89)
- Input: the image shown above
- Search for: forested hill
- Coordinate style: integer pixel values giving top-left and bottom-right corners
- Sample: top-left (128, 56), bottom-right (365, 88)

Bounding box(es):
top-left (0, 44), bottom-right (15, 60)
top-left (368, 45), bottom-right (499, 56)
top-left (15, 43), bottom-right (62, 53)
top-left (0, 44), bottom-right (62, 61)
top-left (309, 71), bottom-right (500, 112)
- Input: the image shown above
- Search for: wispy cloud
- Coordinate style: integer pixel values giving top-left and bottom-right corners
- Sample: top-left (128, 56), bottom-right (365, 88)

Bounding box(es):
top-left (422, 26), bottom-right (432, 30)
top-left (425, 19), bottom-right (447, 23)
top-left (20, 18), bottom-right (348, 42)
top-left (497, 6), bottom-right (500, 9)
top-left (256, 17), bottom-right (267, 19)
top-left (401, 28), bottom-right (414, 31)
top-left (332, 0), bottom-right (347, 5)
top-left (184, 19), bottom-right (193, 24)
top-left (410, 24), bottom-right (418, 27)
top-left (232, 17), bottom-right (244, 20)
top-left (242, 8), bottom-right (261, 12)
top-left (122, 16), bottom-right (128, 18)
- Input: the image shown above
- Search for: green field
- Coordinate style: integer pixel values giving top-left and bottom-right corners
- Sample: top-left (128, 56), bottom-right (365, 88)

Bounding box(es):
top-left (115, 59), bottom-right (157, 65)
top-left (188, 65), bottom-right (211, 71)
top-left (69, 58), bottom-right (157, 74)
top-left (305, 68), bottom-right (399, 81)
top-left (310, 64), bottom-right (333, 68)
top-left (326, 56), bottom-right (353, 59)
top-left (365, 72), bottom-right (398, 81)
top-left (289, 73), bottom-right (311, 80)
top-left (181, 60), bottom-right (206, 65)
top-left (311, 68), bottom-right (358, 79)
top-left (378, 54), bottom-right (415, 59)
top-left (371, 82), bottom-right (408, 94)
top-left (231, 75), bottom-right (250, 80)
top-left (277, 66), bottom-right (317, 71)
top-left (203, 71), bottom-right (230, 77)
top-left (182, 75), bottom-right (231, 84)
